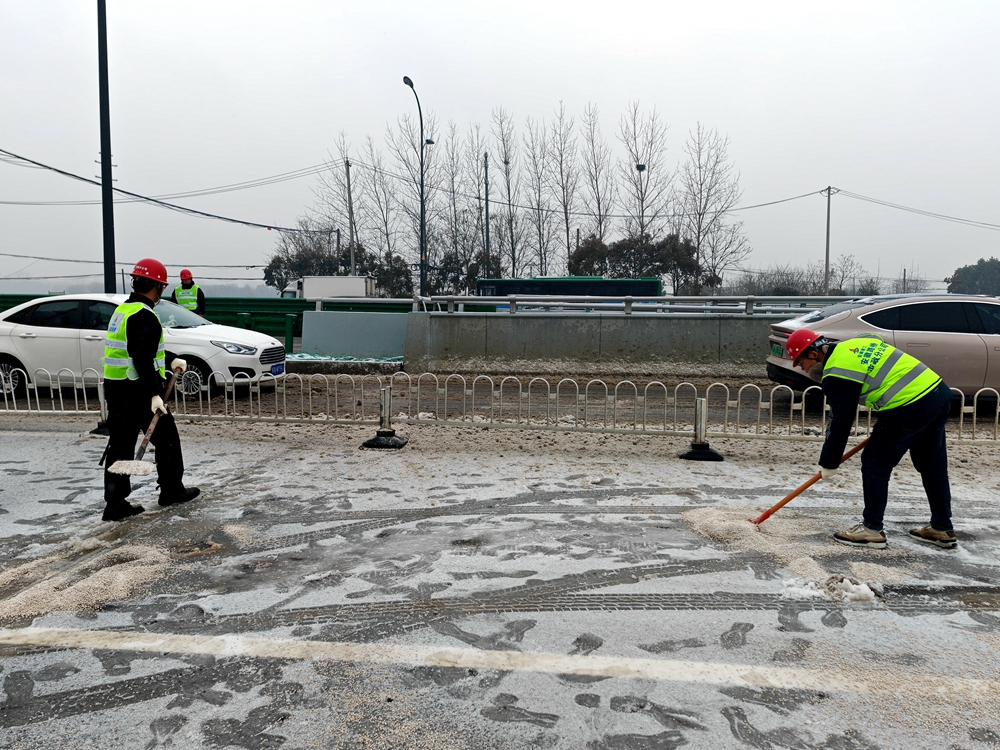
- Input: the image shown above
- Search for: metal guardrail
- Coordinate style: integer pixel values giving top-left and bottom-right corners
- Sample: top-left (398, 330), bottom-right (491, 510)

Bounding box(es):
top-left (3, 367), bottom-right (998, 443)
top-left (419, 294), bottom-right (858, 316)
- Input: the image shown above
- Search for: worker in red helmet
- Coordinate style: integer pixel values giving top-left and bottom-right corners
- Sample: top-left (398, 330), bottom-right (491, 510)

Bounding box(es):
top-left (169, 268), bottom-right (205, 316)
top-left (787, 328), bottom-right (955, 549)
top-left (102, 258), bottom-right (200, 521)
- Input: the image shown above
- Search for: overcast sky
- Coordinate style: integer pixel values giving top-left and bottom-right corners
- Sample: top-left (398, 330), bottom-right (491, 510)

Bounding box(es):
top-left (1, 1), bottom-right (998, 293)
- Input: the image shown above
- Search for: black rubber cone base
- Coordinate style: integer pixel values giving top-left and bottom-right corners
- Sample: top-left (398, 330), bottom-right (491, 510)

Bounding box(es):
top-left (361, 429), bottom-right (408, 450)
top-left (679, 442), bottom-right (724, 461)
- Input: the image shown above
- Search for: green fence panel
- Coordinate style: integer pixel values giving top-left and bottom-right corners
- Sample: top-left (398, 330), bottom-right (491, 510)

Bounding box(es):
top-left (0, 294), bottom-right (54, 314)
top-left (0, 295), bottom-right (408, 339)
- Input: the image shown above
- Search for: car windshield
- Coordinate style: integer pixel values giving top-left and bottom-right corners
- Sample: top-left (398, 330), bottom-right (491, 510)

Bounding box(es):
top-left (154, 299), bottom-right (209, 329)
top-left (794, 299), bottom-right (874, 324)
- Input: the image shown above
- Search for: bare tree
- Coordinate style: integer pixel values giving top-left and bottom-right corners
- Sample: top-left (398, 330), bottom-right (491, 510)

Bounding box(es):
top-left (550, 102), bottom-right (579, 270)
top-left (313, 132), bottom-right (355, 242)
top-left (386, 111), bottom-right (440, 273)
top-left (617, 101), bottom-right (671, 239)
top-left (464, 124), bottom-right (486, 258)
top-left (830, 253), bottom-right (863, 294)
top-left (358, 137), bottom-right (400, 258)
top-left (491, 107), bottom-right (527, 277)
top-left (700, 222), bottom-right (751, 290)
top-left (891, 263), bottom-right (930, 294)
top-left (523, 116), bottom-right (557, 275)
top-left (677, 123), bottom-right (749, 291)
top-left (580, 103), bottom-right (616, 242)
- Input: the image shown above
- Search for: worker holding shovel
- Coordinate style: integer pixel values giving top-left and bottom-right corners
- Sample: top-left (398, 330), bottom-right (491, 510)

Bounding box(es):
top-left (102, 259), bottom-right (200, 522)
top-left (786, 329), bottom-right (955, 550)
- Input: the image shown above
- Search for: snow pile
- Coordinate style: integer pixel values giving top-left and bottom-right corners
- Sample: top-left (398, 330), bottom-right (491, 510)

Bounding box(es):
top-left (781, 574), bottom-right (878, 602)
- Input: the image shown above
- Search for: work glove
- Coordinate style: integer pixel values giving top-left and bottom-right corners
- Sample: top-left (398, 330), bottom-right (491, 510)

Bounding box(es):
top-left (819, 466), bottom-right (838, 480)
top-left (151, 396), bottom-right (167, 416)
top-left (170, 358), bottom-right (187, 373)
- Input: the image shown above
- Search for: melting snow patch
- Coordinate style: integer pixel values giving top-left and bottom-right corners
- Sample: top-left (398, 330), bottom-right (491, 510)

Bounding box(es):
top-left (782, 574), bottom-right (879, 603)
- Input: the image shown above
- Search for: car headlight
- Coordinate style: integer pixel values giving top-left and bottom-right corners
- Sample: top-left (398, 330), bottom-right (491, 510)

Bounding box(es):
top-left (210, 341), bottom-right (258, 355)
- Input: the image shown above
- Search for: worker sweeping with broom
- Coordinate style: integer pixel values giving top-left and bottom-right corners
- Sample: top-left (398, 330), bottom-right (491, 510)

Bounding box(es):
top-left (102, 259), bottom-right (200, 522)
top-left (785, 329), bottom-right (956, 549)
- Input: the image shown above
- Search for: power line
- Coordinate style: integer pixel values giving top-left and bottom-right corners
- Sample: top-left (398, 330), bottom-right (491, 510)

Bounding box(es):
top-left (0, 161), bottom-right (338, 206)
top-left (347, 155), bottom-right (822, 219)
top-left (836, 189), bottom-right (1000, 232)
top-left (0, 147), bottom-right (330, 233)
top-left (0, 251), bottom-right (264, 268)
top-left (0, 272), bottom-right (264, 281)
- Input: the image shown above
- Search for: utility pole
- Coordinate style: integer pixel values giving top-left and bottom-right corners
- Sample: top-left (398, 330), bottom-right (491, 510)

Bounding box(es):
top-left (902, 268), bottom-right (907, 294)
top-left (97, 0), bottom-right (116, 294)
top-left (336, 228), bottom-right (341, 257)
top-left (484, 151), bottom-right (491, 275)
top-left (822, 186), bottom-right (839, 295)
top-left (345, 159), bottom-right (356, 276)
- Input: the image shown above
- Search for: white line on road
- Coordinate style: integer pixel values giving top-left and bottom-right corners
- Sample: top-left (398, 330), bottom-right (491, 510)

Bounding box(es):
top-left (1, 626), bottom-right (996, 702)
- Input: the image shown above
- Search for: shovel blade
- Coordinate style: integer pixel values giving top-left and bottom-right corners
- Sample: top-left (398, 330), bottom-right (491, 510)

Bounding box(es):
top-left (108, 460), bottom-right (155, 476)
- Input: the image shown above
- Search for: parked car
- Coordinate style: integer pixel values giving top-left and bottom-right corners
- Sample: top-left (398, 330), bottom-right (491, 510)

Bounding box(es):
top-left (0, 294), bottom-right (285, 397)
top-left (766, 293), bottom-right (1000, 396)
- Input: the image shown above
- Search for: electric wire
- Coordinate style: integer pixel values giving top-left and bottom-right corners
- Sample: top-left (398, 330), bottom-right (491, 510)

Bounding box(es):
top-left (0, 147), bottom-right (328, 233)
top-left (0, 161), bottom-right (336, 205)
top-left (0, 251), bottom-right (263, 269)
top-left (837, 190), bottom-right (1000, 232)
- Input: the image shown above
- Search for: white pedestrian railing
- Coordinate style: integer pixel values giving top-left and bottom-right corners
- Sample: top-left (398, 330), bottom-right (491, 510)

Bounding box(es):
top-left (2, 367), bottom-right (998, 443)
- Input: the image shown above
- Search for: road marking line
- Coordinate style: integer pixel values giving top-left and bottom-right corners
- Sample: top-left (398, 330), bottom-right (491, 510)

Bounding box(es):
top-left (0, 626), bottom-right (995, 701)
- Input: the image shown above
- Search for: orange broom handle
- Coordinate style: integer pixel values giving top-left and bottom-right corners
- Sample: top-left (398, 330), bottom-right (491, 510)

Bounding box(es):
top-left (749, 437), bottom-right (870, 526)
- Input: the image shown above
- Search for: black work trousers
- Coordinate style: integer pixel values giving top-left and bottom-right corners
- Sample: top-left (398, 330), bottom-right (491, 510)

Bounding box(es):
top-left (103, 395), bottom-right (185, 506)
top-left (860, 381), bottom-right (953, 532)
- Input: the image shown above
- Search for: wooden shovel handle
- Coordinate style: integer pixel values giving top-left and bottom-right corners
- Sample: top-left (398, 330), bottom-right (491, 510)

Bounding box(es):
top-left (749, 437), bottom-right (870, 526)
top-left (133, 368), bottom-right (182, 462)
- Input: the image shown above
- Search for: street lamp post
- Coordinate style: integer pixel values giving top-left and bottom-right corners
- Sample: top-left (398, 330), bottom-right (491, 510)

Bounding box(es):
top-left (403, 76), bottom-right (430, 297)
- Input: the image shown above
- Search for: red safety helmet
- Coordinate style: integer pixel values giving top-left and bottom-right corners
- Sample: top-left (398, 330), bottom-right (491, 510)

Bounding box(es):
top-left (131, 258), bottom-right (168, 285)
top-left (784, 328), bottom-right (824, 365)
top-left (179, 269), bottom-right (193, 281)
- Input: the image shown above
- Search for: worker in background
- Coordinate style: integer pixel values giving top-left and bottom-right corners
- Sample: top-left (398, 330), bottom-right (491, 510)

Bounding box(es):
top-left (786, 329), bottom-right (955, 549)
top-left (103, 258), bottom-right (201, 521)
top-left (170, 269), bottom-right (205, 316)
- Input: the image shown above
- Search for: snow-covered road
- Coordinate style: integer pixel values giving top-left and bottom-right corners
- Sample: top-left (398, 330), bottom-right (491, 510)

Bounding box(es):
top-left (1, 414), bottom-right (998, 749)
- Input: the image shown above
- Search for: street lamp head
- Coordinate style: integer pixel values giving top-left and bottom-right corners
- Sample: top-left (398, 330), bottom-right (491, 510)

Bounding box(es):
top-left (425, 138), bottom-right (435, 145)
top-left (402, 76), bottom-right (414, 88)
top-left (636, 163), bottom-right (647, 172)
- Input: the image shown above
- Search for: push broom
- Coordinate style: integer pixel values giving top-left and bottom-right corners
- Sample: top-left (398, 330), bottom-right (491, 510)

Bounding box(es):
top-left (749, 437), bottom-right (869, 526)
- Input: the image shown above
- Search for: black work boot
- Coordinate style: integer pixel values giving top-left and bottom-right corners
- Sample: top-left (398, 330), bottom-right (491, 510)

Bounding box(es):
top-left (159, 486), bottom-right (200, 508)
top-left (102, 502), bottom-right (145, 522)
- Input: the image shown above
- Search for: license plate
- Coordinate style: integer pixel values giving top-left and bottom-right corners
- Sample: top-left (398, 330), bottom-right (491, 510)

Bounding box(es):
top-left (270, 363), bottom-right (285, 375)
top-left (771, 344), bottom-right (784, 357)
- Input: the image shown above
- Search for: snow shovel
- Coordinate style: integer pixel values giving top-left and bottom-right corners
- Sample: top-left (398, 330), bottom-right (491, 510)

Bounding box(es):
top-left (108, 367), bottom-right (182, 477)
top-left (749, 437), bottom-right (870, 527)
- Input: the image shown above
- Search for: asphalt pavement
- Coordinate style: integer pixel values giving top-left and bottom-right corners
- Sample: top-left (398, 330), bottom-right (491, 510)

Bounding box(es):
top-left (0, 415), bottom-right (998, 749)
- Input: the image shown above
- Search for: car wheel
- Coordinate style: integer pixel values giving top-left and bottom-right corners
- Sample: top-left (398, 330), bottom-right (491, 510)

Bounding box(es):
top-left (177, 358), bottom-right (217, 399)
top-left (0, 355), bottom-right (28, 398)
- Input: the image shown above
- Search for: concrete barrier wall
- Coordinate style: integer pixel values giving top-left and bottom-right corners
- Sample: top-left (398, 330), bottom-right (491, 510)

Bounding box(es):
top-left (404, 312), bottom-right (785, 377)
top-left (302, 311), bottom-right (408, 358)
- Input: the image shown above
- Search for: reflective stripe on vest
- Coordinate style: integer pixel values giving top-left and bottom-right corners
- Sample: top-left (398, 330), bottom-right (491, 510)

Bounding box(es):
top-left (822, 338), bottom-right (941, 412)
top-left (175, 285), bottom-right (200, 310)
top-left (102, 302), bottom-right (166, 381)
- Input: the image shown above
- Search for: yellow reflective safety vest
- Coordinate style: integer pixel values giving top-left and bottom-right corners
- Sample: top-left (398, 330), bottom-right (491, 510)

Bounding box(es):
top-left (103, 302), bottom-right (166, 381)
top-left (823, 337), bottom-right (941, 412)
top-left (174, 284), bottom-right (200, 311)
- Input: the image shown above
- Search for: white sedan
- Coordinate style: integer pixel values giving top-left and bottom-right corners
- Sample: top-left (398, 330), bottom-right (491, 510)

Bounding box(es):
top-left (0, 293), bottom-right (285, 397)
